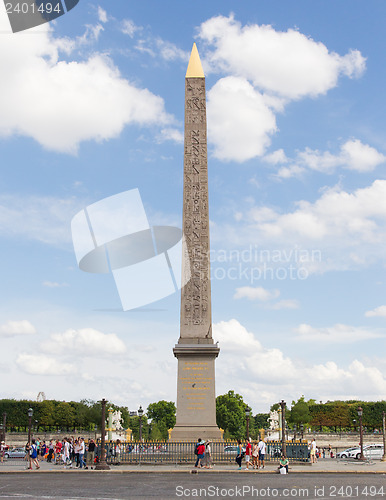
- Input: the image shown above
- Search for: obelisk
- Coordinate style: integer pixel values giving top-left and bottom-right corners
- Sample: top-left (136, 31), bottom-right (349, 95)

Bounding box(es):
top-left (170, 44), bottom-right (222, 441)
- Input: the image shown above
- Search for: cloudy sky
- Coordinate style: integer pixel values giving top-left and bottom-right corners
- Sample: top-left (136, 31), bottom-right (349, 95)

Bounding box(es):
top-left (1, 0), bottom-right (385, 414)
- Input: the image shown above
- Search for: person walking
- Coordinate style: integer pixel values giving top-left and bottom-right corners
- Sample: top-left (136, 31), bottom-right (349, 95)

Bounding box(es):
top-left (0, 441), bottom-right (6, 463)
top-left (28, 439), bottom-right (40, 470)
top-left (251, 441), bottom-right (259, 469)
top-left (258, 437), bottom-right (266, 469)
top-left (310, 438), bottom-right (317, 463)
top-left (236, 439), bottom-right (243, 470)
top-left (63, 438), bottom-right (72, 466)
top-left (47, 440), bottom-right (54, 463)
top-left (115, 439), bottom-right (122, 465)
top-left (78, 437), bottom-right (87, 469)
top-left (194, 438), bottom-right (205, 468)
top-left (203, 440), bottom-right (213, 468)
top-left (87, 439), bottom-right (95, 469)
top-left (245, 439), bottom-right (252, 470)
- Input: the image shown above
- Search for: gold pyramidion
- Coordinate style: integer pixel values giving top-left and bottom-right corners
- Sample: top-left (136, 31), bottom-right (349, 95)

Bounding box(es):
top-left (185, 43), bottom-right (205, 78)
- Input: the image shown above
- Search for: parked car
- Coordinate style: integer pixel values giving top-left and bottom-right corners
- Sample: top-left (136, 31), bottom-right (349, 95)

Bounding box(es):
top-left (347, 444), bottom-right (384, 460)
top-left (4, 447), bottom-right (26, 459)
top-left (336, 447), bottom-right (358, 458)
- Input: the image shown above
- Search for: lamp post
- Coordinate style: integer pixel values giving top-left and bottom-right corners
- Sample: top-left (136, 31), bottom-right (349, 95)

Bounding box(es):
top-left (138, 406), bottom-right (144, 442)
top-left (300, 424), bottom-right (304, 441)
top-left (95, 399), bottom-right (110, 470)
top-left (382, 411), bottom-right (386, 462)
top-left (357, 407), bottom-right (365, 461)
top-left (27, 408), bottom-right (33, 443)
top-left (245, 406), bottom-right (251, 441)
top-left (1, 413), bottom-right (6, 443)
top-left (279, 400), bottom-right (286, 457)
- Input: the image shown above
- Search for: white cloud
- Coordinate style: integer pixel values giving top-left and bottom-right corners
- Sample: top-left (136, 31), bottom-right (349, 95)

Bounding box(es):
top-left (42, 281), bottom-right (69, 288)
top-left (268, 139), bottom-right (385, 179)
top-left (197, 15), bottom-right (365, 162)
top-left (207, 77), bottom-right (277, 162)
top-left (199, 14), bottom-right (365, 99)
top-left (121, 19), bottom-right (140, 38)
top-left (215, 179), bottom-right (386, 272)
top-left (0, 9), bottom-right (173, 153)
top-left (365, 305), bottom-right (386, 318)
top-left (43, 328), bottom-right (127, 356)
top-left (16, 353), bottom-right (74, 375)
top-left (155, 39), bottom-right (189, 62)
top-left (97, 6), bottom-right (108, 23)
top-left (156, 127), bottom-right (184, 144)
top-left (296, 139), bottom-right (386, 175)
top-left (234, 286), bottom-right (280, 301)
top-left (213, 319), bottom-right (386, 404)
top-left (268, 299), bottom-right (299, 310)
top-left (294, 323), bottom-right (384, 342)
top-left (0, 193), bottom-right (84, 246)
top-left (264, 149), bottom-right (289, 165)
top-left (0, 320), bottom-right (36, 337)
top-left (275, 165), bottom-right (305, 179)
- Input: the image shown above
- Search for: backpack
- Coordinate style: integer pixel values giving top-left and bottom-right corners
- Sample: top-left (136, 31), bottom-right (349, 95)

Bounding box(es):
top-left (30, 445), bottom-right (37, 459)
top-left (194, 443), bottom-right (199, 455)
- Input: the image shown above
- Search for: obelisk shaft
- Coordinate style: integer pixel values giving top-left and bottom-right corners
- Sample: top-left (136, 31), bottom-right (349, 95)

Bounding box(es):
top-left (171, 44), bottom-right (222, 442)
top-left (179, 48), bottom-right (212, 343)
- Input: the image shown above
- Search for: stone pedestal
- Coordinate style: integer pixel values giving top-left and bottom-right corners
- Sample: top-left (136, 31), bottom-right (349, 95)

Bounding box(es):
top-left (170, 344), bottom-right (222, 441)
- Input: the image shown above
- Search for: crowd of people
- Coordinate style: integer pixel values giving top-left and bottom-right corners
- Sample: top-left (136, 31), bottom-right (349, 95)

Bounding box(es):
top-left (23, 437), bottom-right (99, 470)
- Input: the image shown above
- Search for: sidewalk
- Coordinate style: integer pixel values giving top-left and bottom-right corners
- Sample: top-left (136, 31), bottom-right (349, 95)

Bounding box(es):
top-left (0, 458), bottom-right (385, 474)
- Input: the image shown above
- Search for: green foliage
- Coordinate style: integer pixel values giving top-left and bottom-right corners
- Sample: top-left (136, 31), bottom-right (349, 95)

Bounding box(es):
top-left (288, 396), bottom-right (311, 426)
top-left (129, 415), bottom-right (149, 440)
top-left (147, 400), bottom-right (176, 431)
top-left (216, 390), bottom-right (248, 439)
top-left (254, 413), bottom-right (269, 430)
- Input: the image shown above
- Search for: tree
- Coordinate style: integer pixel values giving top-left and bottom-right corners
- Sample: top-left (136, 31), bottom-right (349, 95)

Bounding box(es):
top-left (38, 400), bottom-right (55, 428)
top-left (288, 396), bottom-right (311, 427)
top-left (54, 402), bottom-right (75, 430)
top-left (147, 401), bottom-right (176, 431)
top-left (216, 390), bottom-right (248, 439)
top-left (254, 413), bottom-right (269, 430)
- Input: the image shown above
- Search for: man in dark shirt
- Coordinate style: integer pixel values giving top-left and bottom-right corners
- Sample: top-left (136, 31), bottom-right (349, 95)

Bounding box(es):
top-left (87, 439), bottom-right (96, 469)
top-left (194, 438), bottom-right (205, 468)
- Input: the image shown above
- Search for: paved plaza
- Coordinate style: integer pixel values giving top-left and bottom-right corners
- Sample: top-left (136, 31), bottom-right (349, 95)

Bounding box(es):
top-left (0, 470), bottom-right (385, 499)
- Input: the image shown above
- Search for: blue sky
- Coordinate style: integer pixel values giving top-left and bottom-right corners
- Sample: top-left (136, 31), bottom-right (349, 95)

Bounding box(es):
top-left (0, 1), bottom-right (386, 414)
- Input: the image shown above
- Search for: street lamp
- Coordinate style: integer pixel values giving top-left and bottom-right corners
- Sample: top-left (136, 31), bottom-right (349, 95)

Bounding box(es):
top-left (357, 407), bottom-right (365, 461)
top-left (95, 399), bottom-right (110, 470)
top-left (27, 408), bottom-right (33, 443)
top-left (245, 406), bottom-right (251, 441)
top-left (1, 413), bottom-right (6, 443)
top-left (382, 411), bottom-right (386, 462)
top-left (279, 400), bottom-right (286, 458)
top-left (138, 405), bottom-right (144, 442)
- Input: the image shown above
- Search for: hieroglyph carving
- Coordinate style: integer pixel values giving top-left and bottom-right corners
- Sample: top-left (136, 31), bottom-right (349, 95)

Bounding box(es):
top-left (181, 78), bottom-right (212, 337)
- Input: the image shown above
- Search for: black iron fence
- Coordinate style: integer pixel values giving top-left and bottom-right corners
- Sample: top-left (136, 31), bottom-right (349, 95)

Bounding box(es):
top-left (96, 440), bottom-right (309, 465)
